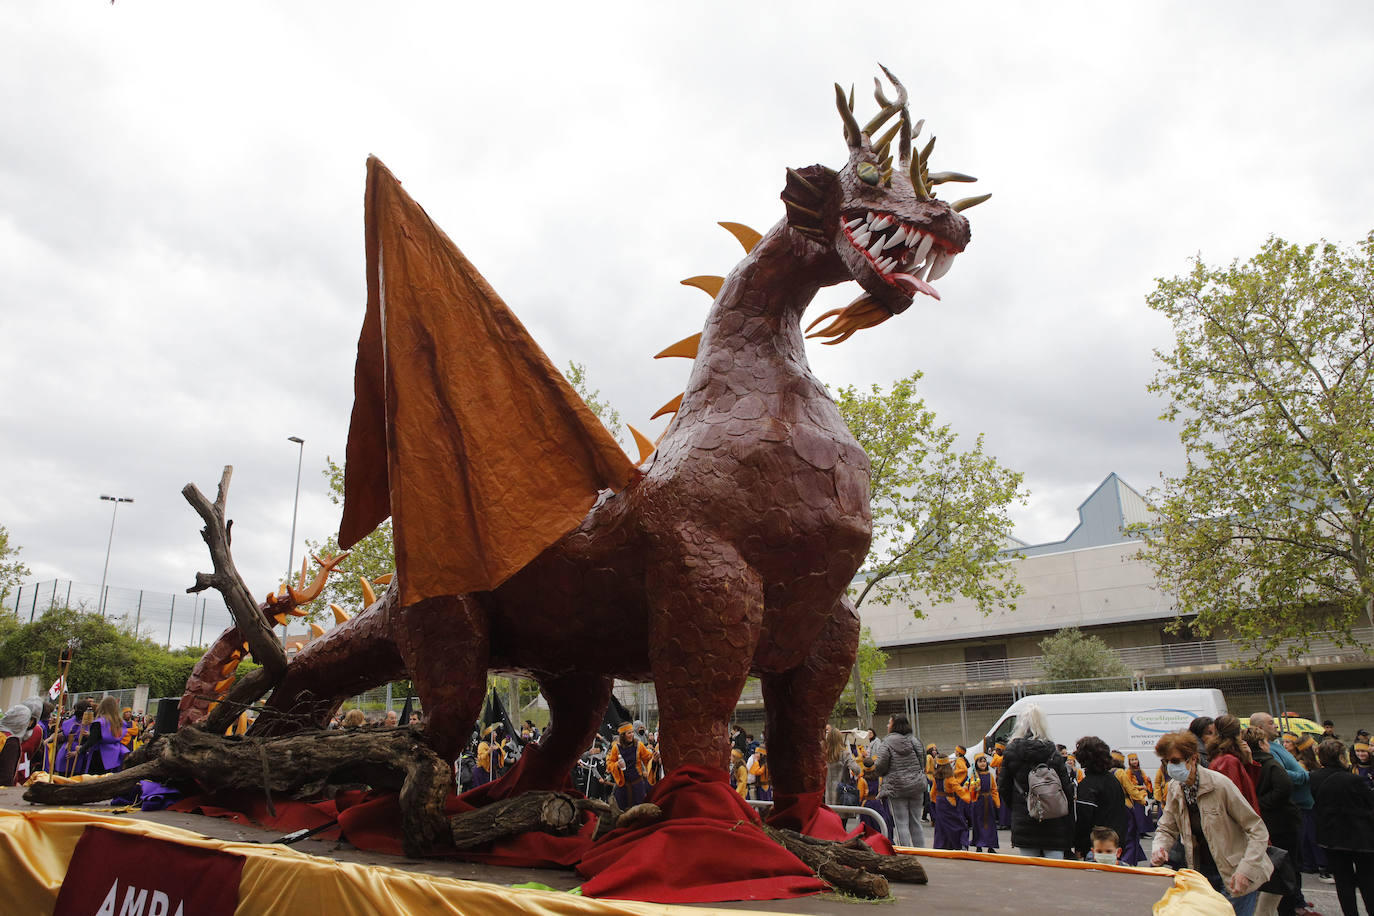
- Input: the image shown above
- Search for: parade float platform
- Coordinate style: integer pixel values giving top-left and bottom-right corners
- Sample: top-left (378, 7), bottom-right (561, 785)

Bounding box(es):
top-left (0, 788), bottom-right (1186, 915)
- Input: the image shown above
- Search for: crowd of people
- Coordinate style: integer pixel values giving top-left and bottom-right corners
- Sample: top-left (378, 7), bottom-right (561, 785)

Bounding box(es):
top-left (9, 694), bottom-right (1373, 916)
top-left (809, 707), bottom-right (1372, 916)
top-left (0, 696), bottom-right (156, 784)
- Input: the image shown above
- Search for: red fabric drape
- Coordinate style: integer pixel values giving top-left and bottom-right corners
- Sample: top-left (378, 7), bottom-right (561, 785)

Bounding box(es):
top-left (171, 765), bottom-right (887, 902)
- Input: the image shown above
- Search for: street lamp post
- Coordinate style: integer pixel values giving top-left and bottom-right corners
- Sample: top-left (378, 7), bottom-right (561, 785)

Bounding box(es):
top-left (98, 495), bottom-right (133, 618)
top-left (286, 436), bottom-right (305, 590)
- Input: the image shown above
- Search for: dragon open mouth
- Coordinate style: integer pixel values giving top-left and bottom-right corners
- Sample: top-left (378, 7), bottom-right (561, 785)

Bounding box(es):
top-left (842, 210), bottom-right (958, 300)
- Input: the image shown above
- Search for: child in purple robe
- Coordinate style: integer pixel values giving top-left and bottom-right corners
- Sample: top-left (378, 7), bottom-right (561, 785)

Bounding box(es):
top-left (930, 757), bottom-right (972, 850)
top-left (969, 754), bottom-right (1000, 851)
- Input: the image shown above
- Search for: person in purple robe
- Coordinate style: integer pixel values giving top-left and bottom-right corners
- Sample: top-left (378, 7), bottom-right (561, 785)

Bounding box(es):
top-left (53, 698), bottom-right (95, 777)
top-left (969, 754), bottom-right (1001, 851)
top-left (76, 697), bottom-right (128, 775)
top-left (931, 756), bottom-right (972, 849)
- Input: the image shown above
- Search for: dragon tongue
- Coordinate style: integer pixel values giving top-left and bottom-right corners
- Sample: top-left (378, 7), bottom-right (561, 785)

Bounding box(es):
top-left (891, 272), bottom-right (941, 300)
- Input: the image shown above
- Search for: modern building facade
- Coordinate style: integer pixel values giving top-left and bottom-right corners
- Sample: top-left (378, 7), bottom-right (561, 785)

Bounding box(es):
top-left (722, 473), bottom-right (1374, 748)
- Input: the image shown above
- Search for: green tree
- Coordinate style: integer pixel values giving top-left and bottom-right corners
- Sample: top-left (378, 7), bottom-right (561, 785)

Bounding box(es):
top-left (1036, 627), bottom-right (1131, 691)
top-left (838, 372), bottom-right (1026, 615)
top-left (301, 456), bottom-right (395, 621)
top-left (836, 372), bottom-right (1025, 726)
top-left (0, 524), bottom-right (31, 607)
top-left (831, 627), bottom-right (888, 721)
top-left (1139, 233), bottom-right (1374, 659)
top-left (565, 360), bottom-right (625, 448)
top-left (0, 605), bottom-right (209, 698)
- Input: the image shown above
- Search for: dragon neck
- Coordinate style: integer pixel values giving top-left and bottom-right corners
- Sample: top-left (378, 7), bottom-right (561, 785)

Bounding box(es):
top-left (682, 220), bottom-right (840, 406)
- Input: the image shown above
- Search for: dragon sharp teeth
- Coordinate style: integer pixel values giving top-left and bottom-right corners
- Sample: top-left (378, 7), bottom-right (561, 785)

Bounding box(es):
top-left (882, 231), bottom-right (905, 251)
top-left (845, 217), bottom-right (864, 231)
top-left (854, 229), bottom-right (872, 247)
top-left (927, 251), bottom-right (957, 282)
top-left (914, 233), bottom-right (935, 262)
top-left (868, 237), bottom-right (885, 257)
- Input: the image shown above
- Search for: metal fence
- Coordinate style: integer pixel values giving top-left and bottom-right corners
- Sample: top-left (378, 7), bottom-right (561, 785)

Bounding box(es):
top-left (4, 578), bottom-right (317, 649)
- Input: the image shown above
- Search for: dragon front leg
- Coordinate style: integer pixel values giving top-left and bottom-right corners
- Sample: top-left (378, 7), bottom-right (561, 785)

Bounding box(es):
top-left (646, 528), bottom-right (764, 772)
top-left (392, 593), bottom-right (491, 763)
top-left (760, 594), bottom-right (860, 802)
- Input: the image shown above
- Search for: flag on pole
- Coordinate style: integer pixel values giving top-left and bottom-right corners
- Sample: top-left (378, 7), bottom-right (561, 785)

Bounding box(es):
top-left (47, 676), bottom-right (64, 702)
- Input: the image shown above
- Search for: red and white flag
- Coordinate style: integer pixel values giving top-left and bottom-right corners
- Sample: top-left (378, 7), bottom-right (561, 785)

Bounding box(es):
top-left (47, 675), bottom-right (64, 702)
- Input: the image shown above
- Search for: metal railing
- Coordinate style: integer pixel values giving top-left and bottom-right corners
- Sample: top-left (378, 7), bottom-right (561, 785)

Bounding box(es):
top-left (745, 799), bottom-right (889, 838)
top-left (865, 628), bottom-right (1374, 694)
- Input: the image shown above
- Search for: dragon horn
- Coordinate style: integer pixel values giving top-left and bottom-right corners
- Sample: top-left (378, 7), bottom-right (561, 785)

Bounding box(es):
top-left (360, 576), bottom-right (377, 607)
top-left (951, 193), bottom-right (992, 212)
top-left (909, 133), bottom-right (933, 201)
top-left (835, 83), bottom-right (863, 148)
top-left (285, 552), bottom-right (350, 607)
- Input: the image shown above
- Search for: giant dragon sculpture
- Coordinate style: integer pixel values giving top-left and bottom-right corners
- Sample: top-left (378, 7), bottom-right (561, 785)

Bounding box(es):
top-left (179, 68), bottom-right (986, 813)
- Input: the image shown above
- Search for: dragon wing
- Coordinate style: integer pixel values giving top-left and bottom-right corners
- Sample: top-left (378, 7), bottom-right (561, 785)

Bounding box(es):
top-left (340, 157), bottom-right (635, 608)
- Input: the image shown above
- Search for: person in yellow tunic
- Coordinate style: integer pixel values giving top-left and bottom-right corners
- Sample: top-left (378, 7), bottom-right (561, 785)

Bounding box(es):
top-left (749, 744), bottom-right (772, 801)
top-left (729, 748), bottom-right (748, 799)
top-left (931, 756), bottom-right (973, 849)
top-left (606, 722), bottom-right (655, 809)
top-left (118, 709), bottom-right (139, 749)
top-left (473, 724), bottom-right (504, 787)
top-left (969, 754), bottom-right (1001, 851)
top-left (993, 741), bottom-right (1013, 829)
top-left (1112, 750), bottom-right (1149, 865)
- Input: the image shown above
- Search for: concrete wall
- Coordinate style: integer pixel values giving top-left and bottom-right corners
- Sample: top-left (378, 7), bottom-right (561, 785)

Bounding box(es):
top-left (0, 675), bottom-right (39, 711)
top-left (862, 541), bottom-right (1175, 649)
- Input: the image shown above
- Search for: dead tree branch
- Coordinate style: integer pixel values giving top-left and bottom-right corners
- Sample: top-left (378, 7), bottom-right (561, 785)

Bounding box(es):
top-left (182, 466), bottom-right (287, 681)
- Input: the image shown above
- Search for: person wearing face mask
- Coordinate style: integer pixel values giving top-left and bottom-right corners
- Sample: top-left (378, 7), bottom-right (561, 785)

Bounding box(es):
top-left (1090, 826), bottom-right (1122, 865)
top-left (1073, 736), bottom-right (1129, 863)
top-left (1151, 730), bottom-right (1272, 916)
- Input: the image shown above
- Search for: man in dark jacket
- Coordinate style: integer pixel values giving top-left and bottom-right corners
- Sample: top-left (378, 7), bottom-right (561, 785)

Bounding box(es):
top-left (1245, 728), bottom-right (1304, 916)
top-left (1311, 739), bottom-right (1374, 916)
top-left (996, 707), bottom-right (1075, 858)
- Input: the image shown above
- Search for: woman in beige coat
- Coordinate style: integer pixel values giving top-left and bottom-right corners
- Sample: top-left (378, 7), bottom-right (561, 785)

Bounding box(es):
top-left (1150, 730), bottom-right (1272, 916)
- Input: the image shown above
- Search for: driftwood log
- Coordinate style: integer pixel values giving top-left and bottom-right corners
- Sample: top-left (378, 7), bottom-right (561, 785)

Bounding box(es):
top-left (449, 792), bottom-right (579, 849)
top-left (762, 825), bottom-right (927, 898)
top-left (26, 725), bottom-right (451, 857)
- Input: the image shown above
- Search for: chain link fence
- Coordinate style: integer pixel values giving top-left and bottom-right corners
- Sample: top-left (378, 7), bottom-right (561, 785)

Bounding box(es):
top-left (4, 578), bottom-right (318, 649)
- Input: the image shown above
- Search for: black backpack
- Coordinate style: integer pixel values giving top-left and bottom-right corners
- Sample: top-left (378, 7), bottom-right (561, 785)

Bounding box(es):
top-left (836, 765), bottom-right (861, 806)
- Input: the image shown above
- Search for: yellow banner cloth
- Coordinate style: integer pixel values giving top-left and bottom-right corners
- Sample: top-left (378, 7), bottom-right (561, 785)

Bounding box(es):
top-left (340, 157), bottom-right (634, 607)
top-left (0, 809), bottom-right (774, 916)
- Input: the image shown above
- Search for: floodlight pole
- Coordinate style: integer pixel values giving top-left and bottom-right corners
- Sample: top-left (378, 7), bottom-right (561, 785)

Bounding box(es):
top-left (97, 495), bottom-right (133, 617)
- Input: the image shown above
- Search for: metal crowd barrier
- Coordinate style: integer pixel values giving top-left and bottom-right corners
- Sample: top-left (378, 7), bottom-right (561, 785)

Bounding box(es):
top-left (744, 799), bottom-right (890, 838)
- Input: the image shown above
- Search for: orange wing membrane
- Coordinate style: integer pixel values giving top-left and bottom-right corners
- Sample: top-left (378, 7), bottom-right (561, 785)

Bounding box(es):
top-left (340, 158), bottom-right (635, 607)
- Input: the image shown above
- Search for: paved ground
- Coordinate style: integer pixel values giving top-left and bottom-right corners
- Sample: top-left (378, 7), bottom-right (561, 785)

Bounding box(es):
top-left (0, 791), bottom-right (1212, 914)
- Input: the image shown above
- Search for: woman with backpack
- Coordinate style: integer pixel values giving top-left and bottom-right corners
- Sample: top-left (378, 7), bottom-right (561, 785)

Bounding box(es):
top-left (996, 705), bottom-right (1076, 858)
top-left (872, 714), bottom-right (928, 848)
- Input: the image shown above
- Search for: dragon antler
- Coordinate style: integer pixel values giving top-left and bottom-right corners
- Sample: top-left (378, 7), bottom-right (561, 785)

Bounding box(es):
top-left (284, 552), bottom-right (350, 609)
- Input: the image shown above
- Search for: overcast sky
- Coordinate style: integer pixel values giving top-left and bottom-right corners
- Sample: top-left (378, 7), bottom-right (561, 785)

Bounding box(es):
top-left (3, 3), bottom-right (1372, 633)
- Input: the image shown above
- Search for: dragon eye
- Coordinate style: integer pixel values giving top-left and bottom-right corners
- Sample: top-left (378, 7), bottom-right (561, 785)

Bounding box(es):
top-left (856, 162), bottom-right (881, 186)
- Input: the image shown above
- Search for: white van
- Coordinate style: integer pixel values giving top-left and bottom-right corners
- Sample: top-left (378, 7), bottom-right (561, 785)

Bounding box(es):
top-left (962, 689), bottom-right (1228, 774)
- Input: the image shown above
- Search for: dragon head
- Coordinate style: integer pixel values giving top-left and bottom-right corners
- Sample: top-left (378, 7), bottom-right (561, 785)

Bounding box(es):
top-left (786, 67), bottom-right (989, 343)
